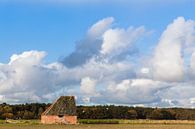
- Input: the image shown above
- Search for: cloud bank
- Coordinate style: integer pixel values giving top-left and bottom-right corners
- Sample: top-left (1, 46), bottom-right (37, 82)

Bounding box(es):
top-left (1, 17), bottom-right (195, 107)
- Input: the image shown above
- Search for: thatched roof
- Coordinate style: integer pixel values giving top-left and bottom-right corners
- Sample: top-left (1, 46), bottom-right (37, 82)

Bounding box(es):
top-left (42, 96), bottom-right (76, 116)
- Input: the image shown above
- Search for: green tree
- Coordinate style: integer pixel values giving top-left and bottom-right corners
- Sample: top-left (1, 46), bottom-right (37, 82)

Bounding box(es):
top-left (127, 109), bottom-right (138, 119)
top-left (38, 107), bottom-right (44, 118)
top-left (23, 110), bottom-right (34, 119)
top-left (1, 113), bottom-right (14, 119)
top-left (147, 109), bottom-right (164, 120)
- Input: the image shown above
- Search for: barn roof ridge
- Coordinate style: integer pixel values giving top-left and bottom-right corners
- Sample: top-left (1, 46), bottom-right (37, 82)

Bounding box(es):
top-left (42, 96), bottom-right (76, 116)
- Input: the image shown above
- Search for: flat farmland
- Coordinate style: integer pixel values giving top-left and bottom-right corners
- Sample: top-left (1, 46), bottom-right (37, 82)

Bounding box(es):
top-left (0, 124), bottom-right (195, 129)
top-left (0, 120), bottom-right (195, 129)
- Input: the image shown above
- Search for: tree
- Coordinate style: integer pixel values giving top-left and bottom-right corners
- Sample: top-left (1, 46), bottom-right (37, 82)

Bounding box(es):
top-left (147, 109), bottom-right (164, 120)
top-left (127, 109), bottom-right (138, 119)
top-left (16, 111), bottom-right (24, 119)
top-left (3, 106), bottom-right (13, 113)
top-left (23, 110), bottom-right (34, 119)
top-left (38, 107), bottom-right (44, 118)
top-left (1, 113), bottom-right (14, 119)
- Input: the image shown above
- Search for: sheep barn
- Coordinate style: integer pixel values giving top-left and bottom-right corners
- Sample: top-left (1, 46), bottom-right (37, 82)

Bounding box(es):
top-left (41, 96), bottom-right (77, 124)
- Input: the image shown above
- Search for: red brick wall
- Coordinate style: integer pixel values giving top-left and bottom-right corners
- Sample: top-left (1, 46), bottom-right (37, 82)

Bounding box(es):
top-left (41, 115), bottom-right (77, 124)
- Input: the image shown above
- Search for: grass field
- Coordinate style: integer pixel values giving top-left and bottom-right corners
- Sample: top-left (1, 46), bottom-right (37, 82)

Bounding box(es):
top-left (0, 124), bottom-right (195, 129)
top-left (0, 120), bottom-right (195, 129)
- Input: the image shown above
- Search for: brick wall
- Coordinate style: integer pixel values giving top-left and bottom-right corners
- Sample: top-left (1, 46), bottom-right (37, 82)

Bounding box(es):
top-left (41, 115), bottom-right (77, 124)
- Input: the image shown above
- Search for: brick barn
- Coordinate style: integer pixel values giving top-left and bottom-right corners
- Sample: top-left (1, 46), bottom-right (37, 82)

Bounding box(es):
top-left (41, 96), bottom-right (77, 124)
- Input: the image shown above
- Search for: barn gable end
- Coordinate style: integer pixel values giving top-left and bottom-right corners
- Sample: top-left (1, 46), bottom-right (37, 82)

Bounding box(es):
top-left (41, 96), bottom-right (77, 124)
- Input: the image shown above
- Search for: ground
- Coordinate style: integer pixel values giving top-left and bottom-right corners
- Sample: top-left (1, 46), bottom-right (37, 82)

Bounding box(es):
top-left (0, 120), bottom-right (195, 129)
top-left (0, 124), bottom-right (195, 129)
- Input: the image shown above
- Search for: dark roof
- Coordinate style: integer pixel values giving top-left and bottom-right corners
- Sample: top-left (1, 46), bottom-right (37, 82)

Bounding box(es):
top-left (42, 96), bottom-right (76, 116)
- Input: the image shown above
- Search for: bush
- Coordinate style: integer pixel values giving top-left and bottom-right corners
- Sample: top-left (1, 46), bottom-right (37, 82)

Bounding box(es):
top-left (79, 119), bottom-right (119, 124)
top-left (1, 113), bottom-right (14, 119)
top-left (127, 110), bottom-right (138, 119)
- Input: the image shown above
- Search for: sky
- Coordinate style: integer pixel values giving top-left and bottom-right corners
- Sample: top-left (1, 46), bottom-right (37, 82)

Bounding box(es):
top-left (1, 0), bottom-right (195, 107)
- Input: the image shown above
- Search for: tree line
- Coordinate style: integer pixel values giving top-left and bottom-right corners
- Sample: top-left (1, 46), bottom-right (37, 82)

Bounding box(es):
top-left (0, 103), bottom-right (195, 120)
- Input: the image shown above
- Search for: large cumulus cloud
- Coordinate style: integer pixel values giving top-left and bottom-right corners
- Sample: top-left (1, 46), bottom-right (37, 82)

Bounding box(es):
top-left (152, 17), bottom-right (195, 82)
top-left (1, 17), bottom-right (195, 107)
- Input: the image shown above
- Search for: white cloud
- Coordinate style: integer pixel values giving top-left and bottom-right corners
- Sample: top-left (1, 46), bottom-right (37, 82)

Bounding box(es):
top-left (157, 82), bottom-right (195, 107)
top-left (152, 17), bottom-right (195, 82)
top-left (82, 97), bottom-right (91, 104)
top-left (0, 51), bottom-right (66, 103)
top-left (101, 26), bottom-right (146, 56)
top-left (98, 79), bottom-right (165, 104)
top-left (140, 67), bottom-right (150, 74)
top-left (190, 52), bottom-right (195, 76)
top-left (9, 51), bottom-right (46, 65)
top-left (80, 77), bottom-right (97, 95)
top-left (62, 17), bottom-right (146, 67)
top-left (88, 17), bottom-right (114, 38)
top-left (1, 17), bottom-right (195, 107)
top-left (61, 17), bottom-right (114, 67)
top-left (0, 16), bottom-right (146, 104)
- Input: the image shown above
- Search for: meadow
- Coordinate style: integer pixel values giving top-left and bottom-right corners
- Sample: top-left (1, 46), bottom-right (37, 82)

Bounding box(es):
top-left (1, 124), bottom-right (195, 129)
top-left (0, 119), bottom-right (195, 129)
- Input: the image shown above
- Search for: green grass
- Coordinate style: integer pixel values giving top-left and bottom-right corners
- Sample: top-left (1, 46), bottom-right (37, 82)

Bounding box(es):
top-left (0, 124), bottom-right (195, 129)
top-left (0, 119), bottom-right (40, 125)
top-left (78, 119), bottom-right (119, 124)
top-left (0, 120), bottom-right (4, 124)
top-left (78, 119), bottom-right (195, 124)
top-left (1, 119), bottom-right (195, 125)
top-left (0, 119), bottom-right (195, 129)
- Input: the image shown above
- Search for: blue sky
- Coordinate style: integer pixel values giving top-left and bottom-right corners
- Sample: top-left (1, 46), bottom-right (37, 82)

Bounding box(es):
top-left (1, 0), bottom-right (194, 63)
top-left (1, 0), bottom-right (195, 107)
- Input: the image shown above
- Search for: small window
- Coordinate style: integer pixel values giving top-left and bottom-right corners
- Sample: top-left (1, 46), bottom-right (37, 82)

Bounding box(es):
top-left (58, 115), bottom-right (64, 118)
